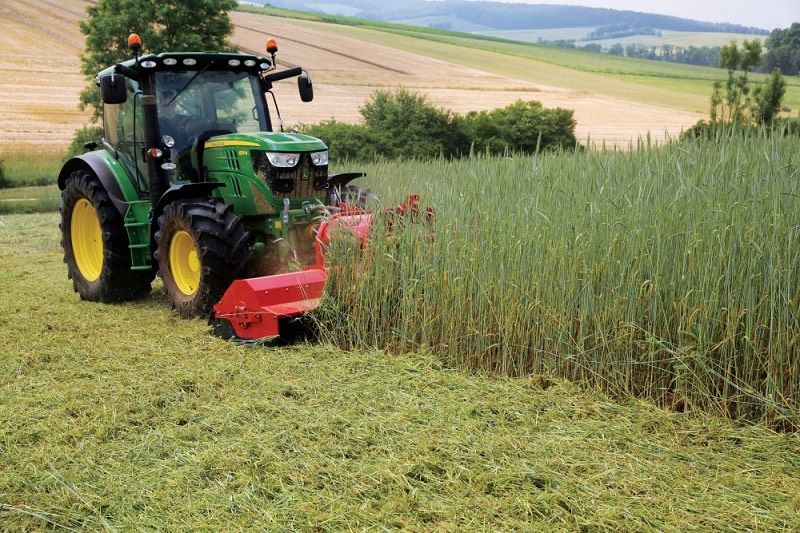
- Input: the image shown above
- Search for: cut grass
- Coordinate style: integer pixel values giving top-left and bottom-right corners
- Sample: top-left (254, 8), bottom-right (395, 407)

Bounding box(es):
top-left (1, 213), bottom-right (800, 530)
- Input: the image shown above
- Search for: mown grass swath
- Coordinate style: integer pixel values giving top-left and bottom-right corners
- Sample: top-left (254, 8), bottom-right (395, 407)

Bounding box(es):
top-left (319, 133), bottom-right (799, 428)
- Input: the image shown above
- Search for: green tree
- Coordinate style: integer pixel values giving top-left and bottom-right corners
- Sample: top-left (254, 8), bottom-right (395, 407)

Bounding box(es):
top-left (301, 92), bottom-right (578, 163)
top-left (753, 68), bottom-right (787, 124)
top-left (711, 39), bottom-right (762, 123)
top-left (463, 101), bottom-right (577, 154)
top-left (79, 0), bottom-right (238, 119)
top-left (709, 39), bottom-right (786, 125)
top-left (0, 158), bottom-right (8, 189)
top-left (764, 22), bottom-right (800, 76)
top-left (303, 120), bottom-right (380, 162)
top-left (608, 43), bottom-right (625, 56)
top-left (360, 90), bottom-right (467, 159)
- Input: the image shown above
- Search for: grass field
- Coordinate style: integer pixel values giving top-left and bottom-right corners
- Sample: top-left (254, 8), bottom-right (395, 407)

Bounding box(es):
top-left (477, 26), bottom-right (599, 42)
top-left (0, 185), bottom-right (59, 215)
top-left (2, 4), bottom-right (799, 529)
top-left (0, 150), bottom-right (62, 214)
top-left (583, 30), bottom-right (769, 49)
top-left (0, 151), bottom-right (62, 187)
top-left (1, 213), bottom-right (799, 530)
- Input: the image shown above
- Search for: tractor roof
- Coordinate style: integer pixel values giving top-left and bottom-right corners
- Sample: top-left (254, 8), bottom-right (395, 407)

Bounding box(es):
top-left (98, 52), bottom-right (274, 78)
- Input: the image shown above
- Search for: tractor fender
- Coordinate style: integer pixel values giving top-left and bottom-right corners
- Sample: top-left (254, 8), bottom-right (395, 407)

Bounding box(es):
top-left (150, 182), bottom-right (226, 234)
top-left (326, 172), bottom-right (364, 191)
top-left (324, 172), bottom-right (365, 206)
top-left (58, 151), bottom-right (131, 216)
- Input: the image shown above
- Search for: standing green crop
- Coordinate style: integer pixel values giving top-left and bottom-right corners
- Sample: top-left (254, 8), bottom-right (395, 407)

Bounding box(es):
top-left (319, 135), bottom-right (799, 429)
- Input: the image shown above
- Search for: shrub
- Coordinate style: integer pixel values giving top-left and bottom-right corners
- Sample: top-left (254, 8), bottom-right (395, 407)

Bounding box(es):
top-left (360, 90), bottom-right (468, 159)
top-left (65, 125), bottom-right (104, 160)
top-left (299, 91), bottom-right (578, 163)
top-left (302, 120), bottom-right (380, 162)
top-left (0, 158), bottom-right (9, 189)
top-left (463, 100), bottom-right (577, 155)
top-left (680, 118), bottom-right (800, 141)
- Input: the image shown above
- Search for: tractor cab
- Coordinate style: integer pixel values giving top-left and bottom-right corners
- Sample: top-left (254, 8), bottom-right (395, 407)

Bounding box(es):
top-left (154, 66), bottom-right (267, 180)
top-left (58, 34), bottom-right (373, 334)
top-left (97, 50), bottom-right (313, 187)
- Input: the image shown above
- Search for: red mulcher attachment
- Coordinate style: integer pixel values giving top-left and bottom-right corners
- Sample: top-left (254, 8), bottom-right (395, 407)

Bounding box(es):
top-left (212, 195), bottom-right (431, 341)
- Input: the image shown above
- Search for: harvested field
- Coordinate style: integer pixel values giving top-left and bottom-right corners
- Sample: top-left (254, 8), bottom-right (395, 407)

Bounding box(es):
top-left (1, 213), bottom-right (799, 530)
top-left (232, 11), bottom-right (703, 146)
top-left (0, 0), bottom-right (90, 152)
top-left (0, 1), bottom-right (707, 152)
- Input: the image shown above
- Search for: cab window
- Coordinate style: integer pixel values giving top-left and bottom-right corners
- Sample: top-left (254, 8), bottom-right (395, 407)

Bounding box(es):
top-left (110, 79), bottom-right (147, 190)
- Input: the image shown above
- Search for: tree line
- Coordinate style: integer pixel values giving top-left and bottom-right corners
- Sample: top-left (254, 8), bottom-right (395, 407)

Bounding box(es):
top-left (540, 22), bottom-right (800, 74)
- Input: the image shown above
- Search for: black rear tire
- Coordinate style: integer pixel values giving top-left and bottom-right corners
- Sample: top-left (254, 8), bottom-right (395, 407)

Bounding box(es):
top-left (155, 199), bottom-right (252, 318)
top-left (59, 170), bottom-right (154, 302)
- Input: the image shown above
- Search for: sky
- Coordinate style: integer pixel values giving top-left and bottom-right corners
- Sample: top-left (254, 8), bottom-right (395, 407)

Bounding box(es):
top-left (482, 1), bottom-right (800, 30)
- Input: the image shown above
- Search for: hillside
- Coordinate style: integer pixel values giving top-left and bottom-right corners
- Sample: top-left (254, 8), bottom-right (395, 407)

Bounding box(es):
top-left (0, 0), bottom-right (90, 151)
top-left (256, 1), bottom-right (769, 34)
top-left (478, 28), bottom-right (769, 49)
top-left (2, 1), bottom-right (799, 153)
top-left (231, 10), bottom-right (705, 145)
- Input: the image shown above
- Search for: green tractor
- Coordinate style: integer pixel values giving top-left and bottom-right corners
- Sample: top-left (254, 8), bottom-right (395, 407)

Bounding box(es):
top-left (59, 34), bottom-right (372, 335)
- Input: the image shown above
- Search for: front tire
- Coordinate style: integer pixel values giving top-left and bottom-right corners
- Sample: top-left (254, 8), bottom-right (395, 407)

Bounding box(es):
top-left (155, 199), bottom-right (252, 318)
top-left (59, 170), bottom-right (154, 302)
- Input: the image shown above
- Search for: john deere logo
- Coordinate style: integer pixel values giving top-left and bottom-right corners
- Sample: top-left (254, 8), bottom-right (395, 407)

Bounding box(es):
top-left (301, 170), bottom-right (310, 180)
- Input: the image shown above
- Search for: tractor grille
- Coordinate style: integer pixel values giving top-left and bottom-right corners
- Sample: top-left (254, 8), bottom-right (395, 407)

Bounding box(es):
top-left (252, 151), bottom-right (327, 201)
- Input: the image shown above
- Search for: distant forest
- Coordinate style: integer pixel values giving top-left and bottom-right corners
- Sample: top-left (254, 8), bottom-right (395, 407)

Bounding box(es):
top-left (540, 23), bottom-right (800, 73)
top-left (257, 0), bottom-right (769, 34)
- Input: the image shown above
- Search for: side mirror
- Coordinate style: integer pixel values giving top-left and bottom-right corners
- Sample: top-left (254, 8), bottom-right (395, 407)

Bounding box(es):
top-left (298, 72), bottom-right (313, 102)
top-left (99, 74), bottom-right (127, 104)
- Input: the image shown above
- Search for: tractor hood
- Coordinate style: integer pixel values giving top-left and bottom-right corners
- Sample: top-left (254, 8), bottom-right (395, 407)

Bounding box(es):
top-left (204, 132), bottom-right (327, 152)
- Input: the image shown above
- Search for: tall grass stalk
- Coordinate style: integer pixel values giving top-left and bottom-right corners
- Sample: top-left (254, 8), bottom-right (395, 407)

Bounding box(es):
top-left (319, 135), bottom-right (800, 428)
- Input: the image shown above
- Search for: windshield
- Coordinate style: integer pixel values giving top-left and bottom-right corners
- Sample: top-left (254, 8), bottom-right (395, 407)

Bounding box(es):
top-left (155, 70), bottom-right (267, 156)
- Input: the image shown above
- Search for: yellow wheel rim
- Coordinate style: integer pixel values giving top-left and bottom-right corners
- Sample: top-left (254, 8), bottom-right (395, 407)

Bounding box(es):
top-left (71, 198), bottom-right (103, 282)
top-left (170, 230), bottom-right (201, 296)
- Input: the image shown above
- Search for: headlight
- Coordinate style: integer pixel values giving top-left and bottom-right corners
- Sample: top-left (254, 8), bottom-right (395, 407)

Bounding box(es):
top-left (310, 150), bottom-right (328, 166)
top-left (266, 152), bottom-right (299, 167)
